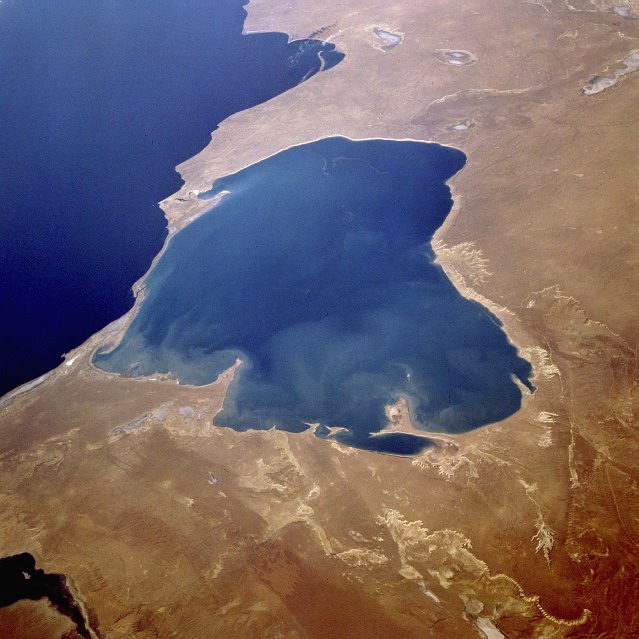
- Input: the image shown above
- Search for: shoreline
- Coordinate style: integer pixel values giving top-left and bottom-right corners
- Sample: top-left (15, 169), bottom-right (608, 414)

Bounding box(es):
top-left (2, 135), bottom-right (539, 450)
top-left (83, 137), bottom-right (538, 445)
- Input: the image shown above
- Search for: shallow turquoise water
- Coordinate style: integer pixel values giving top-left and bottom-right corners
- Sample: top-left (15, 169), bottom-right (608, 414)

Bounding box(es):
top-left (95, 137), bottom-right (533, 453)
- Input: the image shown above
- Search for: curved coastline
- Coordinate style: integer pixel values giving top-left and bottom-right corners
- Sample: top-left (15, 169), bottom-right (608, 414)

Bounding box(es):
top-left (92, 136), bottom-right (534, 453)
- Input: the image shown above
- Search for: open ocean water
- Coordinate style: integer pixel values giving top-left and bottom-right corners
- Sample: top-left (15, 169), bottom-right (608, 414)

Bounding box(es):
top-left (0, 0), bottom-right (342, 396)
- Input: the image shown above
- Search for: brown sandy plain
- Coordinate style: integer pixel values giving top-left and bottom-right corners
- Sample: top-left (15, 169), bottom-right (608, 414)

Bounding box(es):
top-left (1, 0), bottom-right (638, 637)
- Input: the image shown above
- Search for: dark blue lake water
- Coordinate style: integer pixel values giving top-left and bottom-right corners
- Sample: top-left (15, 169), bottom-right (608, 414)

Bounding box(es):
top-left (0, 0), bottom-right (342, 396)
top-left (95, 137), bottom-right (534, 454)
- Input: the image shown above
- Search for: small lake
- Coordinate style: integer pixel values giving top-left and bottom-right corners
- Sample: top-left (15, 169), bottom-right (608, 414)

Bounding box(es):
top-left (95, 137), bottom-right (533, 454)
top-left (0, 0), bottom-right (342, 396)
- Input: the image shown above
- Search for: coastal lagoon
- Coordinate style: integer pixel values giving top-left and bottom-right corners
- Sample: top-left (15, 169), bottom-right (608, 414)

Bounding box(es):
top-left (0, 0), bottom-right (342, 396)
top-left (96, 137), bottom-right (533, 453)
